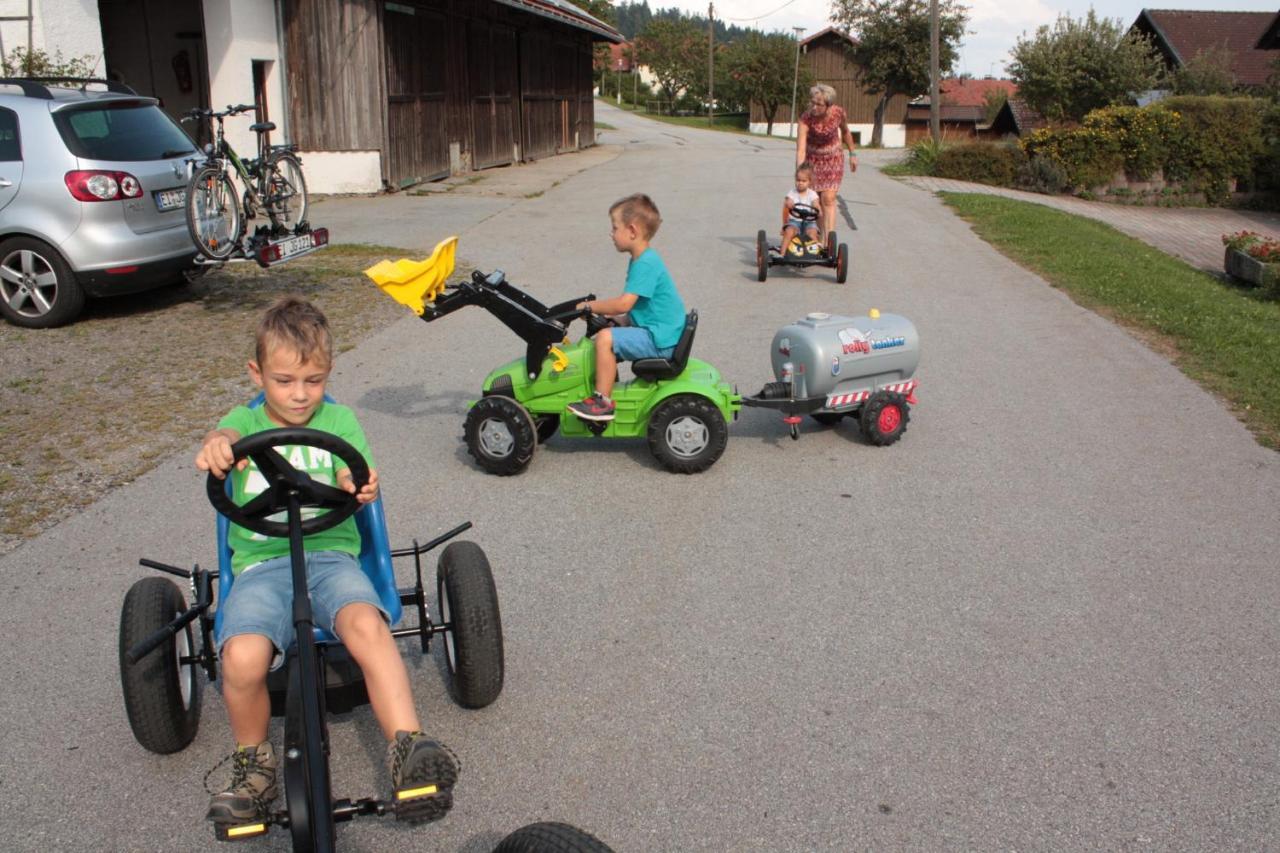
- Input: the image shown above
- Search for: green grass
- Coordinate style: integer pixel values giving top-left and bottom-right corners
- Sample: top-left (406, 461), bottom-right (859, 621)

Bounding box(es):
top-left (594, 98), bottom-right (750, 134)
top-left (595, 121), bottom-right (617, 130)
top-left (941, 192), bottom-right (1280, 449)
top-left (881, 160), bottom-right (931, 177)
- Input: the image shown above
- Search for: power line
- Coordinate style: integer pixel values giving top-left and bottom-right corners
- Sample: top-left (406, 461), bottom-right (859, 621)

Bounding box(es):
top-left (722, 0), bottom-right (802, 23)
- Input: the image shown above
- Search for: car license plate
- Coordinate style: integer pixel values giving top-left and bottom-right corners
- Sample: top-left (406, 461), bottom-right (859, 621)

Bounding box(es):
top-left (154, 188), bottom-right (185, 212)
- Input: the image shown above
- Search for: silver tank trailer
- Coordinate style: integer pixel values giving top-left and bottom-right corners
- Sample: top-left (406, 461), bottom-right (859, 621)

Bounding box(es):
top-left (772, 311), bottom-right (919, 409)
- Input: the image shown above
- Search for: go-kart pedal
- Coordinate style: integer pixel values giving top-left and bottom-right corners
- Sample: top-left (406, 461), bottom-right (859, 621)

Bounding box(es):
top-left (213, 820), bottom-right (270, 843)
top-left (388, 732), bottom-right (461, 823)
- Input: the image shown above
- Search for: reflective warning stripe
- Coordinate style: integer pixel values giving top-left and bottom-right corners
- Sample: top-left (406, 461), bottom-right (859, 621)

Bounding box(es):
top-left (825, 379), bottom-right (918, 409)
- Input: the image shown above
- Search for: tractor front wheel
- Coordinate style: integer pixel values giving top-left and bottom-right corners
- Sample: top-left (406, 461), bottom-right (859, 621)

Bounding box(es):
top-left (464, 395), bottom-right (537, 475)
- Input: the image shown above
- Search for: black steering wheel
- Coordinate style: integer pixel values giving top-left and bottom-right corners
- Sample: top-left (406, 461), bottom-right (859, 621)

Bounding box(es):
top-left (790, 203), bottom-right (819, 221)
top-left (206, 428), bottom-right (370, 538)
top-left (584, 310), bottom-right (619, 338)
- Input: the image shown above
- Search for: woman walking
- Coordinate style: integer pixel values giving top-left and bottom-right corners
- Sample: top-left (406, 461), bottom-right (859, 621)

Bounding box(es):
top-left (795, 83), bottom-right (858, 239)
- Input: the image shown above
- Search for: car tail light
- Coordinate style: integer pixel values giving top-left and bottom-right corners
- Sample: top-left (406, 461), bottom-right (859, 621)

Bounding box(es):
top-left (64, 170), bottom-right (145, 202)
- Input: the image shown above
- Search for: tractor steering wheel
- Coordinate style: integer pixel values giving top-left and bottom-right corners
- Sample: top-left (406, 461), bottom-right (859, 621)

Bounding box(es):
top-left (790, 203), bottom-right (819, 221)
top-left (585, 310), bottom-right (618, 338)
top-left (206, 428), bottom-right (370, 538)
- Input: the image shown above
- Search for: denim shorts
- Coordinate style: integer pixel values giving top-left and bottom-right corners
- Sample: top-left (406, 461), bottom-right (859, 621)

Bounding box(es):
top-left (216, 550), bottom-right (388, 670)
top-left (611, 326), bottom-right (674, 361)
top-left (786, 218), bottom-right (819, 234)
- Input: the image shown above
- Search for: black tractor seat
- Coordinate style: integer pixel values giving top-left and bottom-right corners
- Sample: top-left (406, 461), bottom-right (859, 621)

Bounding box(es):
top-left (632, 310), bottom-right (697, 381)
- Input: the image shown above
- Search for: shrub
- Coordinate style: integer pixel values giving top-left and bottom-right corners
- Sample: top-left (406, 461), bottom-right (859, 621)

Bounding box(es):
top-left (934, 142), bottom-right (1024, 186)
top-left (1082, 105), bottom-right (1181, 180)
top-left (1017, 155), bottom-right (1068, 194)
top-left (1156, 95), bottom-right (1266, 203)
top-left (906, 136), bottom-right (944, 173)
top-left (1021, 125), bottom-right (1124, 190)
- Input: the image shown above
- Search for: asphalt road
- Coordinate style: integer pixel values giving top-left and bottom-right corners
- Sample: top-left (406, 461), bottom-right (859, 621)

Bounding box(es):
top-left (2, 102), bottom-right (1278, 852)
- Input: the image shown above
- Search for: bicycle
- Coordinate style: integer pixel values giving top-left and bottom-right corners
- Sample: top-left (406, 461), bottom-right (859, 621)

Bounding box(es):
top-left (183, 104), bottom-right (311, 262)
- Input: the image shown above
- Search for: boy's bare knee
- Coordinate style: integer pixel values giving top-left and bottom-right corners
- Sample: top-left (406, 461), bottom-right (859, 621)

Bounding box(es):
top-left (221, 635), bottom-right (272, 686)
top-left (335, 602), bottom-right (388, 650)
top-left (596, 328), bottom-right (612, 350)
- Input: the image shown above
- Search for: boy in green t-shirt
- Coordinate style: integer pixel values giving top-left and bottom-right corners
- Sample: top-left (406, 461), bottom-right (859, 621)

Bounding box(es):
top-left (195, 297), bottom-right (458, 830)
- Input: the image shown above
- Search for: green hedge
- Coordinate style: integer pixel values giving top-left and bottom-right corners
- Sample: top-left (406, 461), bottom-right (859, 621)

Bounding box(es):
top-left (1157, 95), bottom-right (1265, 201)
top-left (934, 143), bottom-right (1025, 186)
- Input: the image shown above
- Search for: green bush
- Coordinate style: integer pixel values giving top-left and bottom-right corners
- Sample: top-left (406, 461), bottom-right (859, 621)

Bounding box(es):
top-left (907, 136), bottom-right (944, 173)
top-left (1017, 155), bottom-right (1068, 194)
top-left (1082, 105), bottom-right (1181, 180)
top-left (1021, 125), bottom-right (1124, 190)
top-left (1155, 95), bottom-right (1265, 203)
top-left (934, 143), bottom-right (1024, 187)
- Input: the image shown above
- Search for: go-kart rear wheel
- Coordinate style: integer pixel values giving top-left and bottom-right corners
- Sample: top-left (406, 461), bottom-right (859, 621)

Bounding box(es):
top-left (534, 413), bottom-right (559, 444)
top-left (646, 394), bottom-right (729, 474)
top-left (835, 243), bottom-right (849, 284)
top-left (465, 395), bottom-right (537, 476)
top-left (755, 229), bottom-right (768, 282)
top-left (494, 821), bottom-right (615, 852)
top-left (826, 230), bottom-right (838, 259)
top-left (859, 390), bottom-right (910, 446)
top-left (810, 412), bottom-right (845, 426)
top-left (119, 577), bottom-right (202, 754)
top-left (438, 541), bottom-right (504, 709)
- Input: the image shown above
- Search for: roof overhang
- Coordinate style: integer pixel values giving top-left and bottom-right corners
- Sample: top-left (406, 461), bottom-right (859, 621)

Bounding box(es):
top-left (491, 0), bottom-right (623, 42)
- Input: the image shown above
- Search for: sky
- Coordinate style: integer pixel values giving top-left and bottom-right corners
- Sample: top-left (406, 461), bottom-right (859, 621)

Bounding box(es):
top-left (661, 0), bottom-right (1280, 79)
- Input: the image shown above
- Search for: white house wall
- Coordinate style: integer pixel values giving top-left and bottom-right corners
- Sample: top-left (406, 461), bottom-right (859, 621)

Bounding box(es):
top-left (753, 121), bottom-right (907, 148)
top-left (201, 0), bottom-right (282, 161)
top-left (1, 0), bottom-right (104, 73)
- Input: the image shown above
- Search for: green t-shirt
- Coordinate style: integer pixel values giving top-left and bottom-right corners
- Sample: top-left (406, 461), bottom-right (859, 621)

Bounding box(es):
top-left (217, 402), bottom-right (375, 574)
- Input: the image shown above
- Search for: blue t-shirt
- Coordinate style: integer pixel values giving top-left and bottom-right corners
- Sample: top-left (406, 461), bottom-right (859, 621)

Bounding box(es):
top-left (624, 248), bottom-right (686, 349)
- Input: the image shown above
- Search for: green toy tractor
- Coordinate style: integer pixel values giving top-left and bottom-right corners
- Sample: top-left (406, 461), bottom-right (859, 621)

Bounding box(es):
top-left (366, 242), bottom-right (740, 476)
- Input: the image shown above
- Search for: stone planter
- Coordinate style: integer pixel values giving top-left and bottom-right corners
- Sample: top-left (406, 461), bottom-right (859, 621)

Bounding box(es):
top-left (1224, 247), bottom-right (1279, 288)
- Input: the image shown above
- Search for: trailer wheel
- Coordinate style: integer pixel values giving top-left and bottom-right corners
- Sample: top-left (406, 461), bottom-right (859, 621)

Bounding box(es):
top-left (438, 541), bottom-right (504, 709)
top-left (494, 822), bottom-right (615, 852)
top-left (465, 395), bottom-right (536, 475)
top-left (859, 391), bottom-right (910, 446)
top-left (756, 230), bottom-right (768, 281)
top-left (835, 243), bottom-right (849, 284)
top-left (810, 412), bottom-right (844, 426)
top-left (647, 394), bottom-right (729, 474)
top-left (119, 577), bottom-right (202, 754)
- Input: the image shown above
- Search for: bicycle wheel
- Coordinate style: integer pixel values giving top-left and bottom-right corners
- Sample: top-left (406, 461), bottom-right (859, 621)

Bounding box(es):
top-left (264, 153), bottom-right (308, 233)
top-left (185, 166), bottom-right (242, 260)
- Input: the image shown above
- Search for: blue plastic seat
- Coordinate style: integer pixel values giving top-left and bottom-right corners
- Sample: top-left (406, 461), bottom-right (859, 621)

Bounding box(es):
top-left (212, 395), bottom-right (402, 645)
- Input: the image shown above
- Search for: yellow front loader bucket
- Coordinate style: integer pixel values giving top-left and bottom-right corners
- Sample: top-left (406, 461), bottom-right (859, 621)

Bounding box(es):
top-left (364, 235), bottom-right (458, 315)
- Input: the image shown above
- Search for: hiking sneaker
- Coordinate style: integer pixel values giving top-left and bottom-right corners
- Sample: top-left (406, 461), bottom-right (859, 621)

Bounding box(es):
top-left (567, 392), bottom-right (616, 422)
top-left (386, 731), bottom-right (461, 823)
top-left (205, 742), bottom-right (278, 835)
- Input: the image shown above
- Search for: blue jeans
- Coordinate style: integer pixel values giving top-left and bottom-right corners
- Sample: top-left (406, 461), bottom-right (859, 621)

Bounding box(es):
top-left (611, 326), bottom-right (674, 361)
top-left (217, 550), bottom-right (388, 670)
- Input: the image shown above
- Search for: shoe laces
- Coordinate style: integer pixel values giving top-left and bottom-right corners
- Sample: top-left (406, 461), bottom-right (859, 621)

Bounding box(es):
top-left (389, 733), bottom-right (462, 784)
top-left (203, 748), bottom-right (272, 796)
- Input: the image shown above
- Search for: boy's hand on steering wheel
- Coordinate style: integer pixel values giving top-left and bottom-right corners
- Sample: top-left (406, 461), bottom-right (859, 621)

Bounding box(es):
top-left (196, 429), bottom-right (245, 479)
top-left (339, 467), bottom-right (379, 504)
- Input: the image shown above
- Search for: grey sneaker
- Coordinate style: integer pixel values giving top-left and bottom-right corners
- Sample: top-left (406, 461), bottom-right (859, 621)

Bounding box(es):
top-left (385, 731), bottom-right (460, 822)
top-left (205, 742), bottom-right (278, 830)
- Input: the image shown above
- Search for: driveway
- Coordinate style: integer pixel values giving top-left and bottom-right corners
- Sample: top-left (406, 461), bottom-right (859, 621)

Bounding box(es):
top-left (1, 101), bottom-right (1277, 851)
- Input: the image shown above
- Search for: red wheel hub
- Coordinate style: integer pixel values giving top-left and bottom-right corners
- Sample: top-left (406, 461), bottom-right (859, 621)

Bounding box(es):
top-left (877, 404), bottom-right (901, 434)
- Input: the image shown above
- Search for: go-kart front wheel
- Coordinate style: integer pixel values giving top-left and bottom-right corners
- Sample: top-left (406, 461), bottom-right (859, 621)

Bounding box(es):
top-left (465, 395), bottom-right (537, 476)
top-left (494, 821), bottom-right (615, 852)
top-left (438, 541), bottom-right (504, 709)
top-left (646, 394), bottom-right (729, 474)
top-left (119, 577), bottom-right (202, 754)
top-left (755, 229), bottom-right (768, 282)
top-left (835, 243), bottom-right (849, 284)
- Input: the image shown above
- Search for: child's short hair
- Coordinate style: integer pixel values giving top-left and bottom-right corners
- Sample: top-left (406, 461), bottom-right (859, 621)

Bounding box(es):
top-left (609, 193), bottom-right (662, 239)
top-left (796, 161), bottom-right (813, 178)
top-left (256, 297), bottom-right (334, 367)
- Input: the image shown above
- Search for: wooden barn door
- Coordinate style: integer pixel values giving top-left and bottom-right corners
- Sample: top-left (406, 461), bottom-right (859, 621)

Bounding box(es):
top-left (519, 29), bottom-right (557, 161)
top-left (384, 4), bottom-right (449, 187)
top-left (469, 22), bottom-right (516, 169)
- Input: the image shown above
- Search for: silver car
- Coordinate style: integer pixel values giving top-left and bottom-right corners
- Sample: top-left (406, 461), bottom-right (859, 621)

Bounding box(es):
top-left (0, 78), bottom-right (199, 328)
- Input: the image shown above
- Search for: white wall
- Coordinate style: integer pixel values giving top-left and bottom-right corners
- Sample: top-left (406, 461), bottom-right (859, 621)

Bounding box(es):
top-left (2, 0), bottom-right (104, 74)
top-left (202, 0), bottom-right (282, 159)
top-left (752, 121), bottom-right (908, 148)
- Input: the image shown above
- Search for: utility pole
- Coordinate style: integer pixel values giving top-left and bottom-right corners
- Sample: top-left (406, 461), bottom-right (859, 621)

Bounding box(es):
top-left (930, 0), bottom-right (940, 144)
top-left (789, 27), bottom-right (804, 138)
top-left (708, 3), bottom-right (715, 125)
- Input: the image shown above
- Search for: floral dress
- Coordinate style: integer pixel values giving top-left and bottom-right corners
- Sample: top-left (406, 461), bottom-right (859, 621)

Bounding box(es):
top-left (800, 105), bottom-right (848, 192)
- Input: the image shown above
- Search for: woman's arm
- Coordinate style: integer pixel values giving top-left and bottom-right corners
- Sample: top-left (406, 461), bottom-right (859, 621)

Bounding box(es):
top-left (840, 109), bottom-right (858, 172)
top-left (796, 118), bottom-right (808, 165)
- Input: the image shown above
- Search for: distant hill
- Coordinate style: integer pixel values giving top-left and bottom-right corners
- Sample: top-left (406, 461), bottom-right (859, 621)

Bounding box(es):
top-left (615, 1), bottom-right (757, 42)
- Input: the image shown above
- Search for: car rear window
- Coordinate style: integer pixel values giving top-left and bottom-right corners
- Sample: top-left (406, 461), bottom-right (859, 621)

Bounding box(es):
top-left (53, 102), bottom-right (196, 162)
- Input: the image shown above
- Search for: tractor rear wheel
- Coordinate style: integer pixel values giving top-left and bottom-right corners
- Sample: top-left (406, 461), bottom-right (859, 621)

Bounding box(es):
top-left (647, 395), bottom-right (729, 474)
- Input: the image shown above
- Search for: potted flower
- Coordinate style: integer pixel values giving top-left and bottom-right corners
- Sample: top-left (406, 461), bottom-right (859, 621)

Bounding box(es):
top-left (1222, 231), bottom-right (1280, 290)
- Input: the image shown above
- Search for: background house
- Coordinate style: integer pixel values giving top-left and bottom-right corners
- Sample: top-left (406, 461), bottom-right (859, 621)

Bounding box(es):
top-left (1129, 8), bottom-right (1277, 89)
top-left (1, 0), bottom-right (620, 193)
top-left (747, 27), bottom-right (912, 146)
top-left (903, 77), bottom-right (1017, 143)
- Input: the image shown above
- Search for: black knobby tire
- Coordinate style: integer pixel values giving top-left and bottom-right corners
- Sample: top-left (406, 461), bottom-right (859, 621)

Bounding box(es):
top-left (119, 577), bottom-right (202, 753)
top-left (264, 153), bottom-right (309, 232)
top-left (186, 166), bottom-right (243, 260)
top-left (464, 395), bottom-right (537, 475)
top-left (438, 541), bottom-right (504, 709)
top-left (0, 237), bottom-right (85, 328)
top-left (810, 412), bottom-right (844, 426)
top-left (494, 821), bottom-right (615, 853)
top-left (755, 229), bottom-right (768, 281)
top-left (859, 390), bottom-right (910, 446)
top-left (826, 230), bottom-right (838, 259)
top-left (646, 394), bottom-right (729, 474)
top-left (534, 414), bottom-right (560, 444)
top-left (836, 243), bottom-right (849, 284)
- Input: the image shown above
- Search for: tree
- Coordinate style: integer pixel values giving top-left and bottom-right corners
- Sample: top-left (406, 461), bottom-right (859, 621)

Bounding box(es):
top-left (635, 18), bottom-right (704, 112)
top-left (829, 0), bottom-right (968, 147)
top-left (1171, 45), bottom-right (1236, 96)
top-left (723, 32), bottom-right (812, 135)
top-left (982, 87), bottom-right (1009, 123)
top-left (1007, 10), bottom-right (1164, 124)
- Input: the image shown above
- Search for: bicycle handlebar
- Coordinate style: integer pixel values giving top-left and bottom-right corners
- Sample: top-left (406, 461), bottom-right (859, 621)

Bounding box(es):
top-left (183, 103), bottom-right (257, 122)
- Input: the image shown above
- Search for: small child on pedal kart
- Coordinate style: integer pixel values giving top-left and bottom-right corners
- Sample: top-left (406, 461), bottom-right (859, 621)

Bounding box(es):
top-left (782, 162), bottom-right (823, 257)
top-left (567, 193), bottom-right (687, 422)
top-left (195, 297), bottom-right (459, 832)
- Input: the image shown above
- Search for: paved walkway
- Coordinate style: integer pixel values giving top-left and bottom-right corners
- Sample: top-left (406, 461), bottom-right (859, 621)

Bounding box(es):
top-left (898, 174), bottom-right (1280, 273)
